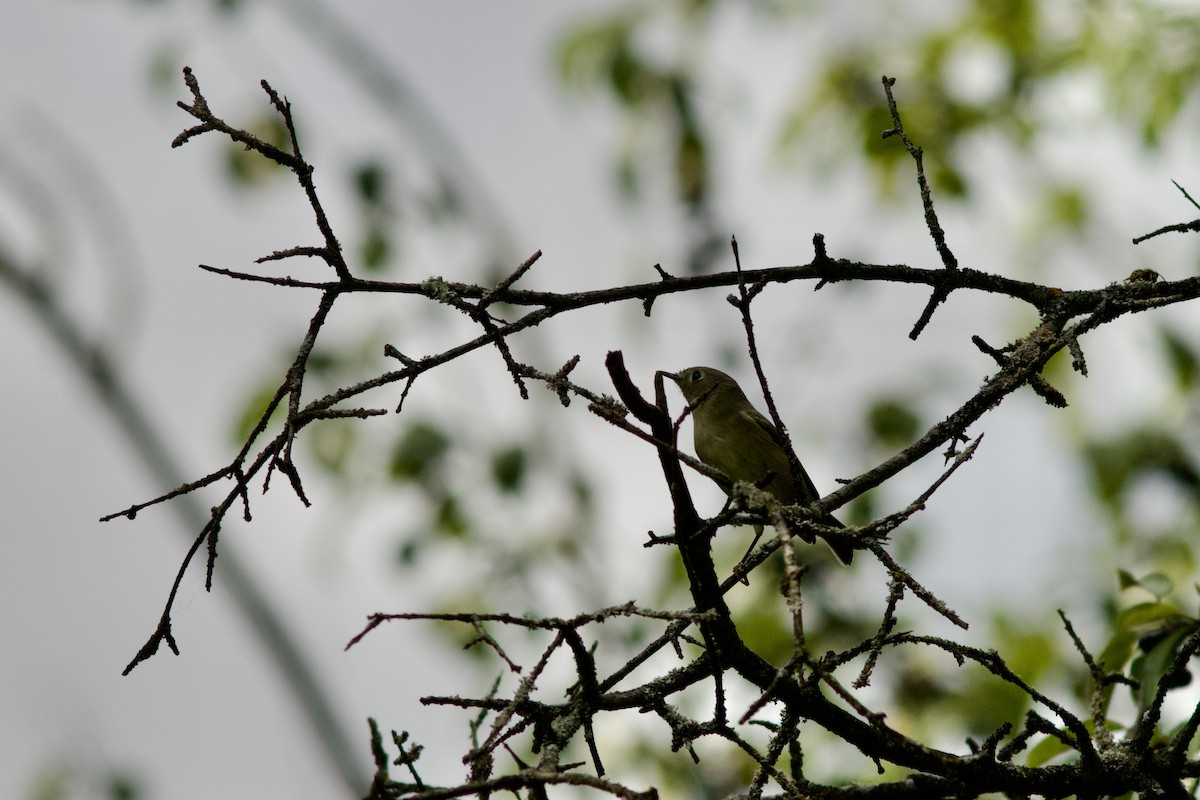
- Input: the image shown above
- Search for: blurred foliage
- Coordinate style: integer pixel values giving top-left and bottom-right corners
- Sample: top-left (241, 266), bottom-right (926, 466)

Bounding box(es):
top-left (556, 0), bottom-right (1200, 235)
top-left (230, 334), bottom-right (599, 595)
top-left (389, 421), bottom-right (451, 484)
top-left (1082, 425), bottom-right (1200, 561)
top-left (1086, 428), bottom-right (1200, 508)
top-left (66, 0), bottom-right (1200, 793)
top-left (865, 395), bottom-right (922, 449)
top-left (550, 0), bottom-right (1200, 789)
top-left (22, 762), bottom-right (142, 800)
top-left (556, 5), bottom-right (725, 271)
top-left (352, 160), bottom-right (397, 273)
top-left (490, 445), bottom-right (528, 494)
top-left (1162, 324), bottom-right (1200, 392)
top-left (557, 8), bottom-right (708, 209)
top-left (224, 113), bottom-right (290, 185)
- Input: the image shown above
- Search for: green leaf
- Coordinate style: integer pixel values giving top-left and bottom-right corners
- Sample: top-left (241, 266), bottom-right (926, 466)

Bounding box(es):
top-left (310, 422), bottom-right (355, 474)
top-left (360, 227), bottom-right (392, 272)
top-left (1138, 572), bottom-right (1176, 600)
top-left (1084, 429), bottom-right (1200, 510)
top-left (1025, 731), bottom-right (1073, 767)
top-left (231, 380), bottom-right (284, 443)
top-left (556, 12), bottom-right (641, 92)
top-left (224, 114), bottom-right (289, 185)
top-left (396, 538), bottom-right (421, 567)
top-left (1115, 601), bottom-right (1182, 633)
top-left (490, 446), bottom-right (528, 494)
top-left (1161, 326), bottom-right (1200, 391)
top-left (1026, 720), bottom-right (1122, 767)
top-left (674, 125), bottom-right (706, 207)
top-left (1098, 629), bottom-right (1139, 675)
top-left (1119, 570), bottom-right (1175, 599)
top-left (616, 149), bottom-right (639, 201)
top-left (389, 422), bottom-right (451, 483)
top-left (305, 348), bottom-right (340, 376)
top-left (570, 470), bottom-right (594, 513)
top-left (105, 772), bottom-right (142, 800)
top-left (1132, 624), bottom-right (1196, 712)
top-left (435, 494), bottom-right (469, 537)
top-left (736, 598), bottom-right (791, 664)
top-left (865, 397), bottom-right (921, 447)
top-left (419, 178), bottom-right (463, 225)
top-left (1042, 184), bottom-right (1089, 231)
top-left (354, 161), bottom-right (389, 207)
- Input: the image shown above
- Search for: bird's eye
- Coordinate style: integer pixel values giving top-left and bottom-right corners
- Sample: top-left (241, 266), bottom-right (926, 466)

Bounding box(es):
top-left (689, 369), bottom-right (703, 383)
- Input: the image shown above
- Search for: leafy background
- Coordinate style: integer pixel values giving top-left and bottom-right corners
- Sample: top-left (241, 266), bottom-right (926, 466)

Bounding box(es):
top-left (3, 1), bottom-right (1200, 797)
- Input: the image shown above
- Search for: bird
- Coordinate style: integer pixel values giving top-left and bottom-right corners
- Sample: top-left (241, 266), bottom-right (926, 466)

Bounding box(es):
top-left (666, 366), bottom-right (853, 565)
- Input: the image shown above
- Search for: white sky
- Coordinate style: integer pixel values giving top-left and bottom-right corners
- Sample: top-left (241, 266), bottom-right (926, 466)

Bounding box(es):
top-left (3, 2), bottom-right (1200, 798)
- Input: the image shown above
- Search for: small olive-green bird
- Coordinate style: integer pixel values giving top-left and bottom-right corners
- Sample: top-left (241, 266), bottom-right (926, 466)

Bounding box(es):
top-left (668, 366), bottom-right (854, 565)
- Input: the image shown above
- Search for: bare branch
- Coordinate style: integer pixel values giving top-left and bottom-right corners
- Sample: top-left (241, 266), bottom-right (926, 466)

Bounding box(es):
top-left (100, 68), bottom-right (1200, 800)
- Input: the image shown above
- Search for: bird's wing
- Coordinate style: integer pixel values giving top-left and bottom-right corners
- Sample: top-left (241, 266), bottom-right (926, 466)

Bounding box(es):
top-left (742, 406), bottom-right (823, 504)
top-left (742, 405), bottom-right (782, 441)
top-left (742, 406), bottom-right (853, 565)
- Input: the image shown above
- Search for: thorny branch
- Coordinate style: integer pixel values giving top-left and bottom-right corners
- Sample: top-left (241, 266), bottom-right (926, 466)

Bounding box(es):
top-left (105, 69), bottom-right (1200, 799)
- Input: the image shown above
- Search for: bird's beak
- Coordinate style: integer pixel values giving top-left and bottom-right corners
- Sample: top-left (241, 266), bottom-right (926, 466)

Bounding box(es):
top-left (656, 369), bottom-right (680, 385)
